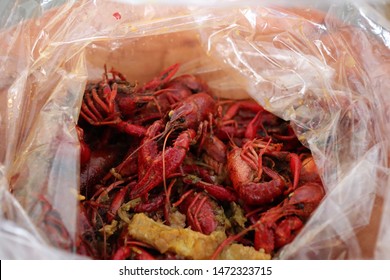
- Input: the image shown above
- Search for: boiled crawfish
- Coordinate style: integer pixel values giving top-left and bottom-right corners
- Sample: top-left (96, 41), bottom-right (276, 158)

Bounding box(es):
top-left (80, 64), bottom-right (180, 137)
top-left (128, 119), bottom-right (196, 199)
top-left (254, 181), bottom-right (325, 253)
top-left (227, 139), bottom-right (291, 206)
top-left (75, 63), bottom-right (325, 260)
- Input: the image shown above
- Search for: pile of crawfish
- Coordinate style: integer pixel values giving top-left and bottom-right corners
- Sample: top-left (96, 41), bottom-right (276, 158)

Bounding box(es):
top-left (75, 64), bottom-right (325, 260)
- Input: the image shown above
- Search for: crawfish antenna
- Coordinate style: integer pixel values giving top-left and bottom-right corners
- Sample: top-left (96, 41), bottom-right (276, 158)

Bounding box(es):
top-left (226, 130), bottom-right (238, 149)
top-left (103, 64), bottom-right (109, 81)
top-left (162, 128), bottom-right (175, 201)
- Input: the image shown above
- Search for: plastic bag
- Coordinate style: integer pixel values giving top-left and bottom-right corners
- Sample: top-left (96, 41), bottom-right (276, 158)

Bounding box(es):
top-left (0, 0), bottom-right (389, 259)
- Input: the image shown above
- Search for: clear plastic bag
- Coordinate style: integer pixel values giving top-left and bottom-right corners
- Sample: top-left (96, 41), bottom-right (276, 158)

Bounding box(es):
top-left (0, 0), bottom-right (389, 259)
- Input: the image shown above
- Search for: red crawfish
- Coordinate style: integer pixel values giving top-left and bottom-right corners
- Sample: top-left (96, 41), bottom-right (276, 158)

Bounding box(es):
top-left (76, 203), bottom-right (99, 258)
top-left (298, 154), bottom-right (322, 184)
top-left (254, 181), bottom-right (325, 253)
top-left (128, 119), bottom-right (196, 199)
top-left (243, 110), bottom-right (285, 140)
top-left (31, 195), bottom-right (73, 251)
top-left (80, 64), bottom-right (181, 137)
top-left (166, 92), bottom-right (216, 131)
top-left (263, 150), bottom-right (303, 193)
top-left (80, 144), bottom-right (124, 196)
top-left (116, 63), bottom-right (181, 118)
top-left (109, 188), bottom-right (165, 221)
top-left (165, 92), bottom-right (219, 179)
top-left (218, 100), bottom-right (265, 140)
top-left (82, 180), bottom-right (125, 228)
top-left (135, 63), bottom-right (180, 94)
top-left (137, 64), bottom-right (211, 116)
top-left (128, 92), bottom-right (217, 198)
top-left (80, 82), bottom-right (147, 137)
top-left (219, 100), bottom-right (286, 141)
top-left (210, 181), bottom-right (325, 258)
top-left (195, 116), bottom-right (229, 180)
top-left (199, 133), bottom-right (227, 177)
top-left (227, 139), bottom-right (290, 206)
top-left (153, 73), bottom-right (209, 114)
top-left (174, 191), bottom-right (226, 235)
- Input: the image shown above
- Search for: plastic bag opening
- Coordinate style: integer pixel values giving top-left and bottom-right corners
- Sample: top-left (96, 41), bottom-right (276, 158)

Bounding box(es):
top-left (0, 0), bottom-right (389, 259)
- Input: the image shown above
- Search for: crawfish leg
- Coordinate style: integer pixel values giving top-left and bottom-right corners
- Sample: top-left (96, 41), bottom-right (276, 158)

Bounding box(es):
top-left (80, 100), bottom-right (100, 124)
top-left (288, 153), bottom-right (301, 192)
top-left (106, 185), bottom-right (129, 222)
top-left (86, 90), bottom-right (105, 121)
top-left (223, 100), bottom-right (263, 121)
top-left (244, 111), bottom-right (267, 139)
top-left (137, 63), bottom-right (180, 93)
top-left (93, 87), bottom-right (110, 114)
top-left (114, 122), bottom-right (147, 137)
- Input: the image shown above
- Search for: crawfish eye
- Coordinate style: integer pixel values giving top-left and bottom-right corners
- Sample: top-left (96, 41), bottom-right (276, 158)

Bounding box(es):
top-left (178, 117), bottom-right (185, 123)
top-left (296, 203), bottom-right (305, 209)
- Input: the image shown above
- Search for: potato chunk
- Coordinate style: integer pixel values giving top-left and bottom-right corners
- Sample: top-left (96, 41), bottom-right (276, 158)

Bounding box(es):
top-left (128, 213), bottom-right (226, 259)
top-left (219, 243), bottom-right (271, 260)
top-left (128, 213), bottom-right (271, 260)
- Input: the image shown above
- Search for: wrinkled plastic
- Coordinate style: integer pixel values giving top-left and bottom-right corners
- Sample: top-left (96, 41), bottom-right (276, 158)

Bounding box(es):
top-left (0, 0), bottom-right (389, 259)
